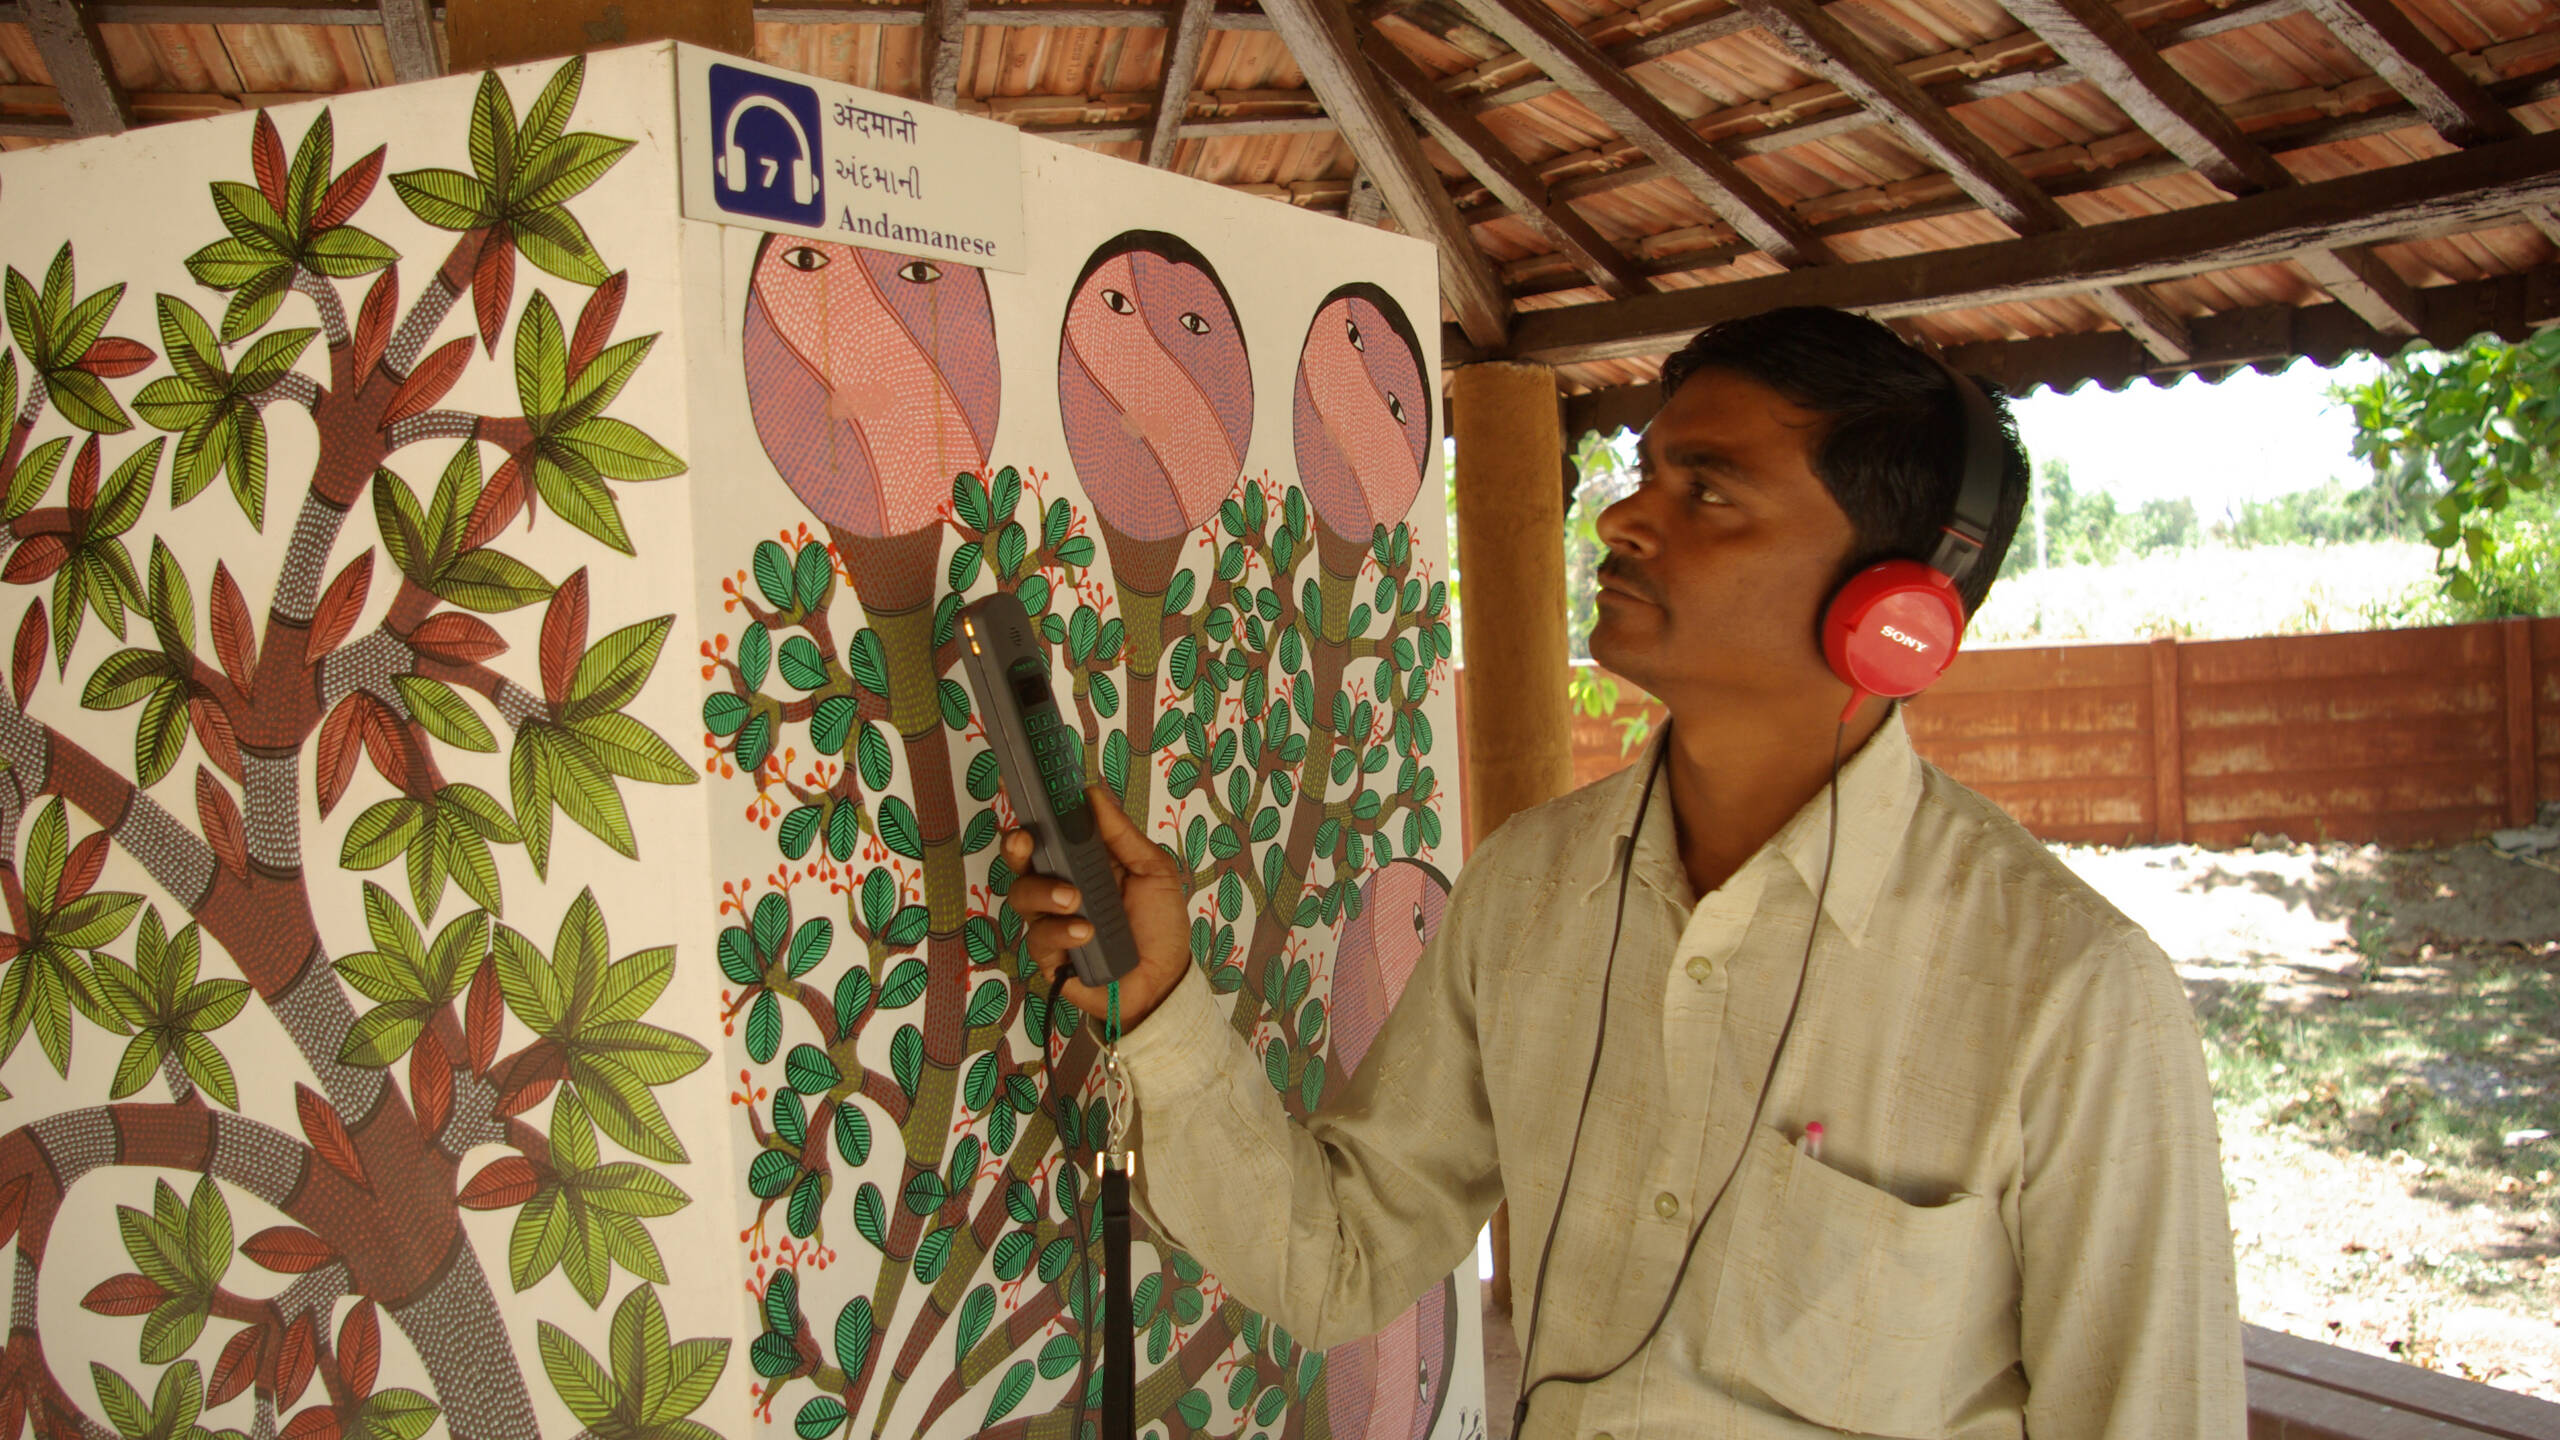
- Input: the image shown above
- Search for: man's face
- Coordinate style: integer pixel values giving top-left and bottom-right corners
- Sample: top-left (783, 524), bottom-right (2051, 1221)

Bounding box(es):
top-left (1589, 367), bottom-right (1861, 705)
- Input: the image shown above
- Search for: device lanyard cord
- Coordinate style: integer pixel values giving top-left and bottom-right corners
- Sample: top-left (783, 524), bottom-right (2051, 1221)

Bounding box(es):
top-left (1046, 971), bottom-right (1139, 1440)
top-left (1511, 717), bottom-right (1847, 1436)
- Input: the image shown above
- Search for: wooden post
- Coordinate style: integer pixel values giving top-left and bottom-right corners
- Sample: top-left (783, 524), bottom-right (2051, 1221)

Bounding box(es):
top-left (1451, 362), bottom-right (1576, 1315)
top-left (2506, 618), bottom-right (2536, 826)
top-left (442, 0), bottom-right (752, 71)
top-left (2149, 635), bottom-right (2184, 844)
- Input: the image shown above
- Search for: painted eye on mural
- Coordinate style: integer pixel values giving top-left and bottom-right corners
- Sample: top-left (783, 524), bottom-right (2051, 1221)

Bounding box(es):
top-left (1178, 311), bottom-right (1211, 335)
top-left (1346, 315), bottom-right (1365, 350)
top-left (782, 246), bottom-right (828, 272)
top-left (1411, 902), bottom-right (1427, 941)
top-left (1102, 288), bottom-right (1136, 315)
top-left (897, 259), bottom-right (943, 284)
top-left (1386, 392), bottom-right (1408, 425)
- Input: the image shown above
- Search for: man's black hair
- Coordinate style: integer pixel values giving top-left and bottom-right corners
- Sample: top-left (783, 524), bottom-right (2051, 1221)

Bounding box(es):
top-left (1658, 306), bottom-right (2030, 618)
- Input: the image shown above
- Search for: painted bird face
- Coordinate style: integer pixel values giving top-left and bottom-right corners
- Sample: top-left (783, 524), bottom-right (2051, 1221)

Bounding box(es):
top-left (1057, 236), bottom-right (1253, 542)
top-left (1293, 287), bottom-right (1429, 547)
top-left (742, 239), bottom-right (1001, 539)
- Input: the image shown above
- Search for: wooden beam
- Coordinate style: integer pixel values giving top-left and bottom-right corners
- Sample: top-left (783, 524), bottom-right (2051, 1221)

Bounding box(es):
top-left (1730, 0), bottom-right (2066, 234)
top-left (2297, 245), bottom-right (2423, 334)
top-left (2089, 286), bottom-right (2194, 362)
top-left (1261, 0), bottom-right (1513, 347)
top-left (1360, 17), bottom-right (1652, 296)
top-left (754, 0), bottom-right (1273, 26)
top-left (378, 0), bottom-right (443, 83)
top-left (1999, 0), bottom-right (2295, 196)
top-left (2297, 0), bottom-right (2523, 145)
top-left (1449, 0), bottom-right (1830, 265)
top-left (1346, 167), bottom-right (1390, 225)
top-left (23, 0), bottom-right (132, 137)
top-left (0, 0), bottom-right (419, 21)
top-left (1476, 127), bottom-right (2560, 365)
top-left (925, 0), bottom-right (968, 106)
top-left (1144, 0), bottom-right (1215, 168)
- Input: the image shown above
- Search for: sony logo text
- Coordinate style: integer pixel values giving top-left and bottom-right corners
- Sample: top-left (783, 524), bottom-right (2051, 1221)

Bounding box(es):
top-left (1880, 625), bottom-right (1931, 653)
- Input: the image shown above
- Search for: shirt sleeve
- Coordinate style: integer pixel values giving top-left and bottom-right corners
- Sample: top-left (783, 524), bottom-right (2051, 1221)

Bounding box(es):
top-left (2016, 926), bottom-right (2249, 1438)
top-left (1115, 854), bottom-right (1505, 1350)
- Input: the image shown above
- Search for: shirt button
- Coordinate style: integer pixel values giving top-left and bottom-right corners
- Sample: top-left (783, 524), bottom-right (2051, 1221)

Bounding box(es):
top-left (1653, 1191), bottom-right (1679, 1219)
top-left (1685, 956), bottom-right (1712, 982)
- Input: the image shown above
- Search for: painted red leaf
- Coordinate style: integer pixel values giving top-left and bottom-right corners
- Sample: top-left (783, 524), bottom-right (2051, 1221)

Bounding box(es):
top-left (338, 1300), bottom-right (380, 1400)
top-left (208, 1325), bottom-right (262, 1406)
top-left (462, 452), bottom-right (527, 552)
top-left (538, 569), bottom-right (589, 711)
top-left (492, 1044), bottom-right (565, 1118)
top-left (66, 436), bottom-right (100, 515)
top-left (0, 1366), bottom-right (29, 1440)
top-left (570, 271), bottom-right (627, 377)
top-left (409, 612), bottom-right (505, 664)
top-left (0, 938), bottom-right (21, 964)
top-left (210, 563), bottom-right (257, 693)
top-left (354, 693), bottom-right (421, 794)
top-left (472, 228), bottom-right (516, 356)
top-left (314, 698), bottom-right (363, 818)
top-left (242, 1226), bottom-right (336, 1274)
top-left (198, 767), bottom-right (249, 878)
top-left (308, 551), bottom-right (373, 661)
top-left (313, 145), bottom-right (385, 231)
top-left (295, 1084), bottom-right (368, 1189)
top-left (279, 1410), bottom-right (336, 1440)
top-left (353, 267), bottom-right (399, 382)
top-left (13, 603), bottom-right (45, 707)
top-left (59, 832), bottom-right (108, 907)
top-left (251, 112), bottom-right (288, 214)
top-left (76, 338), bottom-right (155, 379)
top-left (1, 537), bottom-right (67, 586)
top-left (457, 1155), bottom-right (538, 1211)
top-left (80, 1273), bottom-right (167, 1317)
top-left (191, 697), bottom-right (245, 784)
top-left (409, 1027), bottom-right (451, 1138)
top-left (276, 1314), bottom-right (318, 1409)
top-left (380, 337), bottom-right (471, 428)
top-left (0, 1174), bottom-right (28, 1249)
top-left (463, 960), bottom-right (501, 1075)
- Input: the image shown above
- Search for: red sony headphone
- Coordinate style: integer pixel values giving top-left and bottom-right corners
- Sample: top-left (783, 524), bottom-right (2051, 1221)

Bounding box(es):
top-left (1818, 365), bottom-right (2007, 722)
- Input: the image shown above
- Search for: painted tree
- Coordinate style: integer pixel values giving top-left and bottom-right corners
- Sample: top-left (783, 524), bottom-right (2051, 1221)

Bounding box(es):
top-left (0, 59), bottom-right (728, 1440)
top-left (716, 244), bottom-right (1460, 1437)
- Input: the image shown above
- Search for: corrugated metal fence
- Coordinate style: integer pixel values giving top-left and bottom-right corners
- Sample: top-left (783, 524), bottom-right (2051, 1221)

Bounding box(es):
top-left (1491, 617), bottom-right (2558, 849)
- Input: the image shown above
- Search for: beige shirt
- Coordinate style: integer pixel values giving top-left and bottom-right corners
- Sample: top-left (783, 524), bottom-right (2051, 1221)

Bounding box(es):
top-left (1121, 710), bottom-right (2246, 1439)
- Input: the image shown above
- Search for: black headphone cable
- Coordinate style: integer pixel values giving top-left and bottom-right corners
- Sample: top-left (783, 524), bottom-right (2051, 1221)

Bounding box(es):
top-left (1510, 715), bottom-right (1848, 1436)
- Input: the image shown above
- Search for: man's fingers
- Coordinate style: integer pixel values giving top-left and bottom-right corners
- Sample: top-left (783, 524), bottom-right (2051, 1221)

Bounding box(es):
top-left (1025, 914), bottom-right (1093, 959)
top-left (1007, 870), bottom-right (1083, 920)
top-left (1000, 828), bottom-right (1033, 870)
top-left (1085, 786), bottom-right (1170, 876)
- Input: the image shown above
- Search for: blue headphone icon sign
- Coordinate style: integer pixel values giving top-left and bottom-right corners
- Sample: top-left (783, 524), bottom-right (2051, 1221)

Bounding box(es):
top-left (716, 94), bottom-right (820, 206)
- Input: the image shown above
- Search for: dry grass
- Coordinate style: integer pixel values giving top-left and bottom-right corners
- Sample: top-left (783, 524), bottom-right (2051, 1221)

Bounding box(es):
top-left (1970, 541), bottom-right (2440, 646)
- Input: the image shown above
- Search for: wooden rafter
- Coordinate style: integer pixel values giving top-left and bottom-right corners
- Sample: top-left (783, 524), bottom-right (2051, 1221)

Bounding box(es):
top-left (1469, 127), bottom-right (2560, 365)
top-left (758, 0), bottom-right (1275, 25)
top-left (1358, 17), bottom-right (1652, 297)
top-left (924, 0), bottom-right (969, 107)
top-left (378, 0), bottom-right (443, 84)
top-left (1998, 0), bottom-right (2421, 334)
top-left (1449, 0), bottom-right (1830, 266)
top-left (23, 0), bottom-right (132, 137)
top-left (1260, 0), bottom-right (1513, 347)
top-left (2296, 0), bottom-right (2522, 145)
top-left (1144, 0), bottom-right (1215, 168)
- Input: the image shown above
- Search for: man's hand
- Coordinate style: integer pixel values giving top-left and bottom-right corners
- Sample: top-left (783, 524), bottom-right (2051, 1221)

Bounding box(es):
top-left (1002, 786), bottom-right (1191, 1030)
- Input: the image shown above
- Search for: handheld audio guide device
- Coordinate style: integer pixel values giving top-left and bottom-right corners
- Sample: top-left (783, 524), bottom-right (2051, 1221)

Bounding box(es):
top-left (958, 592), bottom-right (1142, 990)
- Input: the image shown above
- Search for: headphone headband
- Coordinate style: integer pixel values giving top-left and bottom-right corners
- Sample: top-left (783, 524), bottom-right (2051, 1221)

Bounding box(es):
top-left (1929, 364), bottom-right (2005, 585)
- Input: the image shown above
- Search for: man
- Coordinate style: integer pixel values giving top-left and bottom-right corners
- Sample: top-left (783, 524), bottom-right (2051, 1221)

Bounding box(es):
top-left (1004, 307), bottom-right (2245, 1438)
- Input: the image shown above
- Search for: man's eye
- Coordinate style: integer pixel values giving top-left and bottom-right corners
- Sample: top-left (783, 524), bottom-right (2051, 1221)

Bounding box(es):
top-left (897, 259), bottom-right (941, 283)
top-left (782, 246), bottom-right (828, 272)
top-left (1179, 312), bottom-right (1211, 335)
top-left (1690, 481), bottom-right (1730, 505)
top-left (1102, 289), bottom-right (1135, 315)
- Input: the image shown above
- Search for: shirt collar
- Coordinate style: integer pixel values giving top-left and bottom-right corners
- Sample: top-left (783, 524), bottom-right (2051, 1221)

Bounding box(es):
top-left (1574, 707), bottom-right (1926, 947)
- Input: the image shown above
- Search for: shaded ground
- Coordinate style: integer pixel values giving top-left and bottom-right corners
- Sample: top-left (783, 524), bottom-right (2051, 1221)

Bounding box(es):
top-left (2056, 834), bottom-right (2560, 1398)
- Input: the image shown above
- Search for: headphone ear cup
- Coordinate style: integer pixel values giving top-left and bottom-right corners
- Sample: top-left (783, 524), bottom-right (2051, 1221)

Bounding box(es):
top-left (721, 141), bottom-right (746, 191)
top-left (791, 156), bottom-right (816, 204)
top-left (1822, 560), bottom-right (1968, 700)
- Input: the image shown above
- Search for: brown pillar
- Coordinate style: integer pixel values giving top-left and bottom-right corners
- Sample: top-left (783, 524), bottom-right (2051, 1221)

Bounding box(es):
top-left (442, 0), bottom-right (752, 71)
top-left (1450, 361), bottom-right (1575, 1315)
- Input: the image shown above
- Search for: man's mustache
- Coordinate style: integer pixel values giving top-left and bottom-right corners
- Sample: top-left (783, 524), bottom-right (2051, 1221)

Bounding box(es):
top-left (1597, 555), bottom-right (1661, 607)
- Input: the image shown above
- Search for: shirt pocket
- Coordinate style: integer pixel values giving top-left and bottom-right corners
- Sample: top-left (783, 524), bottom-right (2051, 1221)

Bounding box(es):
top-left (1739, 1128), bottom-right (1986, 1440)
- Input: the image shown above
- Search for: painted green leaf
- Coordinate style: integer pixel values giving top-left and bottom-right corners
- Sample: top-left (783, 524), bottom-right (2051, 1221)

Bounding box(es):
top-left (776, 635), bottom-right (829, 691)
top-left (437, 549), bottom-right (553, 612)
top-left (703, 691), bottom-right (750, 736)
top-left (876, 796), bottom-right (922, 860)
top-left (833, 1099), bottom-right (870, 1166)
top-left (782, 1043), bottom-right (838, 1095)
top-left (396, 675), bottom-right (497, 753)
top-left (1263, 1041), bottom-right (1289, 1095)
top-left (889, 1024), bottom-right (922, 1100)
top-left (993, 1230), bottom-right (1034, 1282)
top-left (954, 1284), bottom-right (996, 1368)
top-left (831, 966), bottom-right (872, 1031)
top-left (743, 990), bottom-right (781, 1064)
top-left (877, 958), bottom-right (927, 1009)
top-left (882, 904), bottom-right (929, 947)
top-left (912, 1224), bottom-right (954, 1283)
top-left (793, 1396), bottom-right (844, 1440)
top-left (785, 1172), bottom-right (823, 1238)
top-left (808, 695), bottom-right (855, 756)
top-left (747, 1331), bottom-right (800, 1378)
top-left (834, 1296), bottom-right (874, 1376)
top-left (745, 1148), bottom-right (798, 1199)
top-left (901, 1167), bottom-right (945, 1217)
top-left (982, 1360), bottom-right (1035, 1427)
top-left (852, 1182), bottom-right (887, 1249)
top-left (776, 805), bottom-right (821, 859)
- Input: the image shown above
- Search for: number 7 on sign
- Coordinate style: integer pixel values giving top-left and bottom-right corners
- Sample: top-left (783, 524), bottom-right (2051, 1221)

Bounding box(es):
top-left (760, 156), bottom-right (780, 187)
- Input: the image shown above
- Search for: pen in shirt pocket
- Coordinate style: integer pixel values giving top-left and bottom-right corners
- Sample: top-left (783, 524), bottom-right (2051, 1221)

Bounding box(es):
top-left (1797, 1121), bottom-right (1824, 1161)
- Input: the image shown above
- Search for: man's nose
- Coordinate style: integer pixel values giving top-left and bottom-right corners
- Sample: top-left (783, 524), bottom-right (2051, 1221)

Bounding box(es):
top-left (1594, 491), bottom-right (1658, 560)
